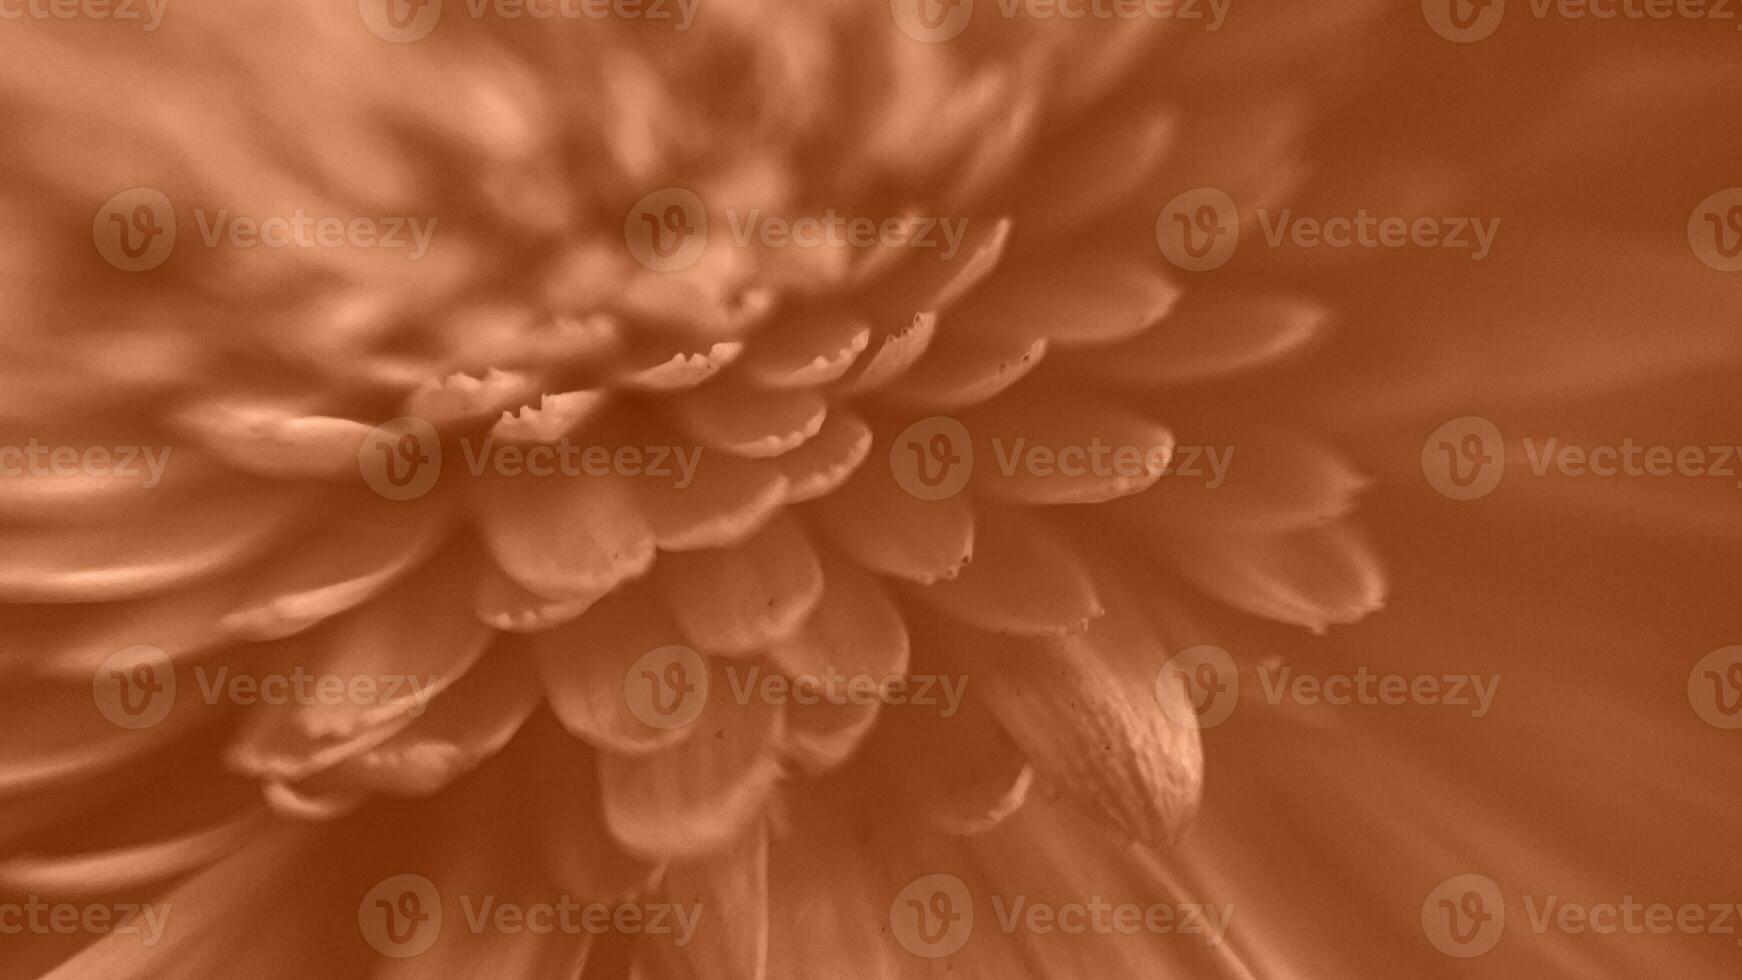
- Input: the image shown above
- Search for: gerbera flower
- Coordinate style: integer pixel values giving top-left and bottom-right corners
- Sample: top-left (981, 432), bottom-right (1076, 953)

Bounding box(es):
top-left (7, 1), bottom-right (1732, 977)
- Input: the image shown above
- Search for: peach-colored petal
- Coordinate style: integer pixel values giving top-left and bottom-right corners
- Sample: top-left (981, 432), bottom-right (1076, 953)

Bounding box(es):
top-left (477, 465), bottom-right (656, 600)
top-left (1166, 521), bottom-right (1388, 634)
top-left (656, 514), bottom-right (825, 656)
top-left (596, 669), bottom-right (784, 862)
top-left (906, 505), bottom-right (1102, 636)
top-left (966, 400), bottom-right (1174, 505)
top-left (634, 821), bottom-right (769, 980)
top-left (669, 380), bottom-right (827, 458)
top-left (771, 409), bottom-right (873, 505)
top-left (735, 310), bottom-right (871, 389)
top-left (806, 459), bottom-right (975, 585)
top-left (534, 580), bottom-right (698, 756)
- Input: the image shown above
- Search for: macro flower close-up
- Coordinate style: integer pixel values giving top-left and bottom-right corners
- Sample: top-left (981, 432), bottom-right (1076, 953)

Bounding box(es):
top-left (1, 1), bottom-right (1740, 977)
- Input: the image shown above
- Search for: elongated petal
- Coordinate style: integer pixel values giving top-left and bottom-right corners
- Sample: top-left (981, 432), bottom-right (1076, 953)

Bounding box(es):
top-left (1166, 521), bottom-right (1387, 633)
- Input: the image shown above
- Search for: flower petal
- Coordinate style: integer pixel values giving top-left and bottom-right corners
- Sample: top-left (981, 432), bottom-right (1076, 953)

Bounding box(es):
top-left (1068, 289), bottom-right (1329, 386)
top-left (965, 400), bottom-right (1174, 505)
top-left (633, 821), bottom-right (769, 980)
top-left (806, 457), bottom-right (975, 585)
top-left (596, 664), bottom-right (784, 862)
top-left (477, 463), bottom-right (656, 600)
top-left (656, 514), bottom-right (825, 656)
top-left (772, 409), bottom-right (872, 505)
top-left (905, 505), bottom-right (1102, 636)
top-left (1165, 521), bottom-right (1387, 633)
top-left (735, 310), bottom-right (871, 389)
top-left (669, 381), bottom-right (827, 459)
top-left (220, 492), bottom-right (449, 641)
top-left (770, 554), bottom-right (909, 775)
top-left (951, 252), bottom-right (1180, 349)
top-left (534, 579), bottom-right (698, 756)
